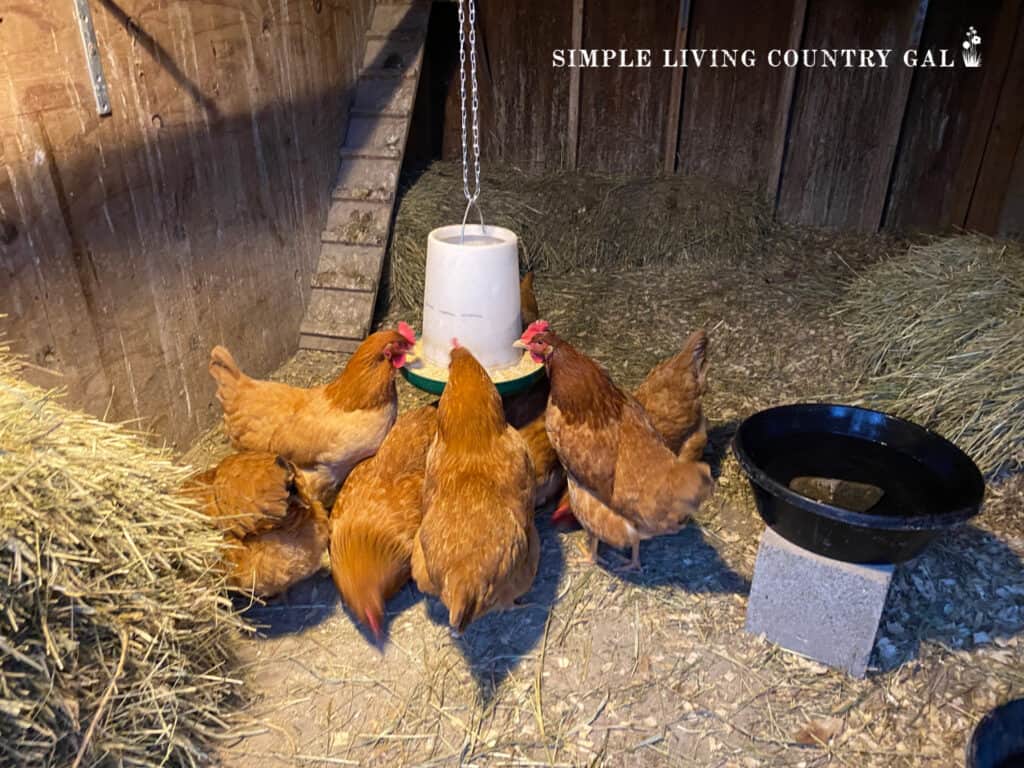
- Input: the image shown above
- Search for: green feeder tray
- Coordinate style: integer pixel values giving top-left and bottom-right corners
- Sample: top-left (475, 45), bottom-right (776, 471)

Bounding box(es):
top-left (401, 341), bottom-right (545, 396)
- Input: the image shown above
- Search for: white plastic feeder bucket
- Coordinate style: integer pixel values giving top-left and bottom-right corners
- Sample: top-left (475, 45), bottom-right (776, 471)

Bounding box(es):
top-left (421, 223), bottom-right (522, 371)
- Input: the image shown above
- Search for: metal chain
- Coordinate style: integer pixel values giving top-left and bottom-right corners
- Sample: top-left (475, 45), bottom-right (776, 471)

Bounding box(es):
top-left (458, 0), bottom-right (483, 235)
top-left (468, 0), bottom-right (480, 203)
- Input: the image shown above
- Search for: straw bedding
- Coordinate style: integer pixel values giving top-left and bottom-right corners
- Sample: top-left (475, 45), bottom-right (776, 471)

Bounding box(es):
top-left (839, 235), bottom-right (1024, 476)
top-left (0, 345), bottom-right (245, 767)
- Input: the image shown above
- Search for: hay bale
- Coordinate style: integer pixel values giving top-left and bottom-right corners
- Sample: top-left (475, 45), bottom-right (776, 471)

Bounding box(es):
top-left (838, 235), bottom-right (1024, 475)
top-left (0, 344), bottom-right (245, 766)
top-left (385, 162), bottom-right (771, 310)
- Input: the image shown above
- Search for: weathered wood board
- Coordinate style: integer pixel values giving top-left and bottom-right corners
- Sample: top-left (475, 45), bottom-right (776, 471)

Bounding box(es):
top-left (776, 0), bottom-right (925, 231)
top-left (301, 288), bottom-right (376, 338)
top-left (577, 0), bottom-right (680, 174)
top-left (676, 0), bottom-right (805, 195)
top-left (966, 3), bottom-right (1024, 233)
top-left (311, 244), bottom-right (386, 292)
top-left (885, 0), bottom-right (1022, 232)
top-left (999, 132), bottom-right (1024, 237)
top-left (0, 0), bottom-right (372, 449)
top-left (333, 156), bottom-right (402, 202)
top-left (440, 0), bottom-right (574, 169)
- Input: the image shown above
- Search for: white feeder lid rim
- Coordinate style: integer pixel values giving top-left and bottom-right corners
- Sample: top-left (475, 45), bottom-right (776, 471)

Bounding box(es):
top-left (427, 223), bottom-right (519, 247)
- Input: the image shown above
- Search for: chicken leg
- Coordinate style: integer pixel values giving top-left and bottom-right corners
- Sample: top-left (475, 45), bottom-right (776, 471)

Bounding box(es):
top-left (565, 477), bottom-right (642, 570)
top-left (566, 532), bottom-right (603, 568)
top-left (611, 538), bottom-right (642, 573)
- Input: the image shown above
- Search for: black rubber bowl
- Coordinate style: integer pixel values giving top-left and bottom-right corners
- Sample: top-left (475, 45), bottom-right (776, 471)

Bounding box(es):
top-left (967, 698), bottom-right (1024, 768)
top-left (732, 403), bottom-right (984, 564)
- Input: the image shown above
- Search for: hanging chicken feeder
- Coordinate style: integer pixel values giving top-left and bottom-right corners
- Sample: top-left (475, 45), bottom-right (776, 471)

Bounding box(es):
top-left (401, 0), bottom-right (542, 396)
top-left (402, 224), bottom-right (543, 395)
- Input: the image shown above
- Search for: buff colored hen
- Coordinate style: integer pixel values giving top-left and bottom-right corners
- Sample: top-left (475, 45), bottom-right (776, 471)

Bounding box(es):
top-left (185, 451), bottom-right (329, 597)
top-left (330, 405), bottom-right (438, 638)
top-left (208, 324), bottom-right (415, 501)
top-left (411, 346), bottom-right (538, 635)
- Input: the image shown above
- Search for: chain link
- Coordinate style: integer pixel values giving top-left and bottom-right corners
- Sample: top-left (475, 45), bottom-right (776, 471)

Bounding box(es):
top-left (458, 0), bottom-right (481, 212)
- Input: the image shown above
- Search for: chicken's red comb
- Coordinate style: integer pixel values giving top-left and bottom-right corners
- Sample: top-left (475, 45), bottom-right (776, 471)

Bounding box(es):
top-left (451, 337), bottom-right (460, 349)
top-left (519, 319), bottom-right (550, 344)
top-left (397, 321), bottom-right (416, 346)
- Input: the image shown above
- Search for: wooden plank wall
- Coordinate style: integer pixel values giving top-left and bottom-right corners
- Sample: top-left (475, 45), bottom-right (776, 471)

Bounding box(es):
top-left (575, 0), bottom-right (679, 173)
top-left (432, 0), bottom-right (1024, 235)
top-left (964, 2), bottom-right (1024, 233)
top-left (435, 1), bottom-right (572, 167)
top-left (676, 0), bottom-right (806, 197)
top-left (0, 0), bottom-right (373, 449)
top-left (884, 0), bottom-right (1020, 232)
top-left (776, 0), bottom-right (926, 231)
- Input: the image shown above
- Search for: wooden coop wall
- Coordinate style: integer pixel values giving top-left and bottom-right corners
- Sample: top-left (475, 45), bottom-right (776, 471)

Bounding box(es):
top-left (0, 0), bottom-right (373, 449)
top-left (431, 0), bottom-right (1024, 236)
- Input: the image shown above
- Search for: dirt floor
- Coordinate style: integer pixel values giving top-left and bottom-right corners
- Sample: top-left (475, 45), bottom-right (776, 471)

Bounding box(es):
top-left (184, 229), bottom-right (1024, 767)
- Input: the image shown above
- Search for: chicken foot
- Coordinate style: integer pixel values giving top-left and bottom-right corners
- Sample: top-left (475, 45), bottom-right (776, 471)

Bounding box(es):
top-left (566, 533), bottom-right (605, 568)
top-left (608, 538), bottom-right (642, 573)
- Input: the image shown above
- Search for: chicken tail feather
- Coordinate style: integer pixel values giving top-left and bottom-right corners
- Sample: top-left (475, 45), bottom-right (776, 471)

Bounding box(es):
top-left (682, 330), bottom-right (709, 385)
top-left (447, 591), bottom-right (478, 635)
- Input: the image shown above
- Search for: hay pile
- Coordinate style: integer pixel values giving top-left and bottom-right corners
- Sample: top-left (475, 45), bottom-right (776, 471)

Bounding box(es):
top-left (0, 345), bottom-right (245, 766)
top-left (386, 162), bottom-right (771, 309)
top-left (839, 235), bottom-right (1024, 475)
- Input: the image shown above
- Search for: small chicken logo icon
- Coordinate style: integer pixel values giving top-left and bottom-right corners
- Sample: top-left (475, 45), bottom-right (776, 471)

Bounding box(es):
top-left (962, 27), bottom-right (982, 68)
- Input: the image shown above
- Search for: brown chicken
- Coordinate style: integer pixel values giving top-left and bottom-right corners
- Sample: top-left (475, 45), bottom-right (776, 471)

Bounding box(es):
top-left (411, 345), bottom-right (538, 635)
top-left (552, 329), bottom-right (709, 523)
top-left (502, 376), bottom-right (567, 507)
top-left (520, 271), bottom-right (540, 327)
top-left (633, 329), bottom-right (709, 459)
top-left (502, 373), bottom-right (550, 429)
top-left (208, 323), bottom-right (416, 501)
top-left (184, 452), bottom-right (329, 597)
top-left (519, 412), bottom-right (566, 507)
top-left (516, 321), bottom-right (714, 570)
top-left (511, 274), bottom-right (569, 508)
top-left (329, 405), bottom-right (438, 639)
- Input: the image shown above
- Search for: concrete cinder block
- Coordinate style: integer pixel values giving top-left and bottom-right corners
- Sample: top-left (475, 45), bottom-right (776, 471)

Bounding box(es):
top-left (745, 527), bottom-right (893, 677)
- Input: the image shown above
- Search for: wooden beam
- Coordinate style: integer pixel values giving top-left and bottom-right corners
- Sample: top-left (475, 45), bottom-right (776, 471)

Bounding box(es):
top-left (873, 0), bottom-right (931, 231)
top-left (966, 3), bottom-right (1024, 232)
top-left (952, 0), bottom-right (1024, 228)
top-left (566, 0), bottom-right (585, 169)
top-left (662, 0), bottom-right (691, 173)
top-left (768, 0), bottom-right (807, 205)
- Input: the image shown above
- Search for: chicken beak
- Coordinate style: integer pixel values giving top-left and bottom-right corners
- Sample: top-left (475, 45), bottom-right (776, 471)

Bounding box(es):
top-left (512, 339), bottom-right (528, 350)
